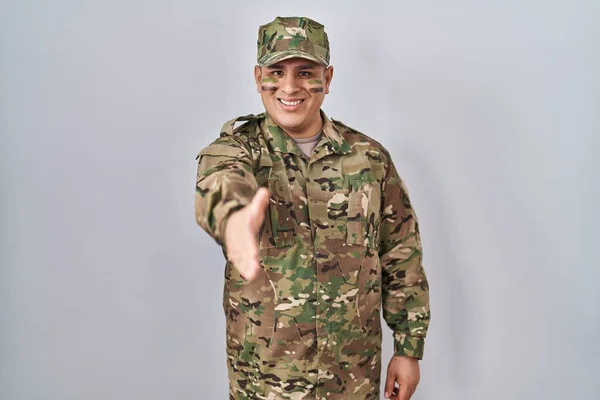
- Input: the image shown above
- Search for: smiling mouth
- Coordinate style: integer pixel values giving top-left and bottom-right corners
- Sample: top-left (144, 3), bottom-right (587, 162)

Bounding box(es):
top-left (278, 98), bottom-right (304, 107)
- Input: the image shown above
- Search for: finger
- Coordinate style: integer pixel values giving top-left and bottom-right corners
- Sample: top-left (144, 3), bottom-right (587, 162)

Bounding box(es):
top-left (255, 188), bottom-right (270, 229)
top-left (234, 213), bottom-right (260, 280)
top-left (243, 238), bottom-right (261, 280)
top-left (257, 186), bottom-right (271, 204)
top-left (239, 254), bottom-right (259, 281)
top-left (244, 258), bottom-right (261, 281)
top-left (399, 383), bottom-right (410, 400)
top-left (383, 372), bottom-right (396, 399)
top-left (232, 257), bottom-right (251, 281)
top-left (409, 385), bottom-right (417, 398)
top-left (249, 187), bottom-right (270, 224)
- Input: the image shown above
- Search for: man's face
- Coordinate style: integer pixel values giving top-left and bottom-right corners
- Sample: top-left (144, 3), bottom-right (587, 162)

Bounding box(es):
top-left (254, 58), bottom-right (333, 137)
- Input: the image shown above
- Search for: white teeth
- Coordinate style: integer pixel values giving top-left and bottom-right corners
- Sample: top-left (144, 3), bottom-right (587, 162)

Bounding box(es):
top-left (279, 99), bottom-right (303, 106)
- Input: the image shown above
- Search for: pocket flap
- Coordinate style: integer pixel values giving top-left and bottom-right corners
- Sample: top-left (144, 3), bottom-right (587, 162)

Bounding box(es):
top-left (258, 155), bottom-right (273, 167)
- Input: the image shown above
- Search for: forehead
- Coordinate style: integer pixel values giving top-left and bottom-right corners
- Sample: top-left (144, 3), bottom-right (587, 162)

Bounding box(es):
top-left (265, 58), bottom-right (323, 70)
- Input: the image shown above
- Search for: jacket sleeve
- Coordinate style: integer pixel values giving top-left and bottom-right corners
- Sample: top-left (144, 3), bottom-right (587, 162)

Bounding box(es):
top-left (378, 158), bottom-right (430, 360)
top-left (194, 135), bottom-right (258, 248)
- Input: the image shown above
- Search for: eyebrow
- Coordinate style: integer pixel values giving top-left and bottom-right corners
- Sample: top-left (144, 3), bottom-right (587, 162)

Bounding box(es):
top-left (265, 63), bottom-right (318, 70)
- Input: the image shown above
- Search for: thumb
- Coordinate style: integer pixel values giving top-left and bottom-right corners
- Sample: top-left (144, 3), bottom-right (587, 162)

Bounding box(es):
top-left (384, 370), bottom-right (396, 399)
top-left (248, 187), bottom-right (270, 225)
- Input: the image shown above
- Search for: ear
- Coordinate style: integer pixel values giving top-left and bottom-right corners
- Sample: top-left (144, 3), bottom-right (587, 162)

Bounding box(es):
top-left (254, 65), bottom-right (262, 93)
top-left (324, 65), bottom-right (334, 95)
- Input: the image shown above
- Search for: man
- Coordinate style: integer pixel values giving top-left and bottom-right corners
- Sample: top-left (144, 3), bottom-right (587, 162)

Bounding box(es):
top-left (195, 16), bottom-right (430, 400)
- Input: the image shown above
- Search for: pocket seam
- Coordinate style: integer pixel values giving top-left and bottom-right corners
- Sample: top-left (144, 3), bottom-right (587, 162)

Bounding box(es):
top-left (346, 179), bottom-right (380, 249)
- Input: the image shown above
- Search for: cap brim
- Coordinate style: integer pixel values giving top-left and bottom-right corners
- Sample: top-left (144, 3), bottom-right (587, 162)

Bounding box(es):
top-left (258, 50), bottom-right (327, 66)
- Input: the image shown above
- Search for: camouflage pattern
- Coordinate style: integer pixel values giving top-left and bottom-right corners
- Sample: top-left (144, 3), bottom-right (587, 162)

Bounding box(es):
top-left (194, 110), bottom-right (430, 399)
top-left (257, 16), bottom-right (330, 66)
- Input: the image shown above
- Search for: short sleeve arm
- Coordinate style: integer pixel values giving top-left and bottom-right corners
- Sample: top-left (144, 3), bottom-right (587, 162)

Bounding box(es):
top-left (379, 158), bottom-right (430, 360)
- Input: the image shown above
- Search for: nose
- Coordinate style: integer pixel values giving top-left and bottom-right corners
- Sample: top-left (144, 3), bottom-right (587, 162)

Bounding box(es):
top-left (280, 73), bottom-right (300, 95)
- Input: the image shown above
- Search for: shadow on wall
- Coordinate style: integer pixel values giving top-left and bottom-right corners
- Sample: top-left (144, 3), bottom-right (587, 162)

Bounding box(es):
top-left (402, 144), bottom-right (472, 396)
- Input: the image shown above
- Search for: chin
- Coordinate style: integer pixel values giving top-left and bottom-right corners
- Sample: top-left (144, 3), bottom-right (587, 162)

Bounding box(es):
top-left (273, 114), bottom-right (305, 130)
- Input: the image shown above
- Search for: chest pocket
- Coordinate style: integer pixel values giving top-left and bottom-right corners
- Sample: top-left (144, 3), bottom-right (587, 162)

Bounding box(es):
top-left (344, 167), bottom-right (382, 249)
top-left (256, 155), bottom-right (296, 249)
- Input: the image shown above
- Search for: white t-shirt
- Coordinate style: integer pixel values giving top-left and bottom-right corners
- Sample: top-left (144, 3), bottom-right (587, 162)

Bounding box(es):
top-left (292, 131), bottom-right (322, 158)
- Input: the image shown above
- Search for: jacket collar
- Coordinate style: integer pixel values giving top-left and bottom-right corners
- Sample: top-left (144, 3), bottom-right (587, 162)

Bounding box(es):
top-left (261, 109), bottom-right (352, 158)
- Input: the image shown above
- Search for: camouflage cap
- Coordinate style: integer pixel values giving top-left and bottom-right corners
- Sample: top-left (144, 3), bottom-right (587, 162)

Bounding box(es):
top-left (257, 16), bottom-right (330, 67)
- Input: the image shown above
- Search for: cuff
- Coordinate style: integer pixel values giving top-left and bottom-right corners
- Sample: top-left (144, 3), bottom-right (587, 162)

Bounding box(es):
top-left (217, 202), bottom-right (247, 248)
top-left (393, 332), bottom-right (425, 360)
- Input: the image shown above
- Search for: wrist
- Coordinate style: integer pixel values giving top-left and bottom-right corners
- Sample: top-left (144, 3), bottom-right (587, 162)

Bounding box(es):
top-left (221, 204), bottom-right (245, 249)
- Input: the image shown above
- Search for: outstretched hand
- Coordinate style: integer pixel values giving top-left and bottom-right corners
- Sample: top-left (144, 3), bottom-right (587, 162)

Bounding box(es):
top-left (224, 187), bottom-right (270, 281)
top-left (384, 355), bottom-right (420, 400)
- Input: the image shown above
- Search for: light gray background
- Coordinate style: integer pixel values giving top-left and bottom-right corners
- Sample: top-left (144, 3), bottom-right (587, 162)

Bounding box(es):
top-left (1, 1), bottom-right (599, 399)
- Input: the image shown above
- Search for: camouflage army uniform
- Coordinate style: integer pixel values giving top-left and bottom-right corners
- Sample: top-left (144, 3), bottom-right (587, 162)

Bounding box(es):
top-left (194, 16), bottom-right (430, 400)
top-left (196, 108), bottom-right (429, 400)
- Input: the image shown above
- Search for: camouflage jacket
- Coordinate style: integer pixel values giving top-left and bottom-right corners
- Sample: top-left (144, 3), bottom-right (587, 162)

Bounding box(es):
top-left (194, 110), bottom-right (430, 400)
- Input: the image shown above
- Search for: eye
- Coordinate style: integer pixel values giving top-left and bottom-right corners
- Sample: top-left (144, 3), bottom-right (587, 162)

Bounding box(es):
top-left (298, 71), bottom-right (312, 77)
top-left (271, 70), bottom-right (283, 76)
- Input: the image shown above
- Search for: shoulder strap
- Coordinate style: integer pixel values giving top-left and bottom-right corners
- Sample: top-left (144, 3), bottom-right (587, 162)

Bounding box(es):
top-left (220, 114), bottom-right (259, 136)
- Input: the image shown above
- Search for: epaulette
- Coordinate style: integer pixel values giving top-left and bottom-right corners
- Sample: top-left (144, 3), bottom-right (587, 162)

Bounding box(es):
top-left (330, 118), bottom-right (364, 135)
top-left (219, 114), bottom-right (262, 137)
top-left (332, 118), bottom-right (390, 162)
